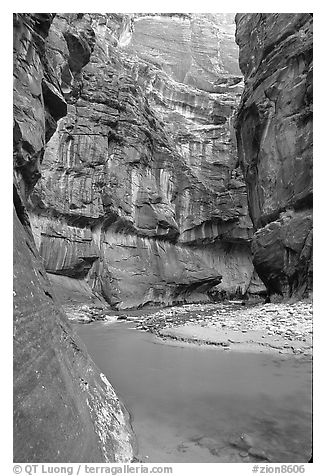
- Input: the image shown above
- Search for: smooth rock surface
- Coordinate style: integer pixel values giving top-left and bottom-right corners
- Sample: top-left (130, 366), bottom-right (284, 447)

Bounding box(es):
top-left (235, 14), bottom-right (313, 297)
top-left (13, 14), bottom-right (134, 462)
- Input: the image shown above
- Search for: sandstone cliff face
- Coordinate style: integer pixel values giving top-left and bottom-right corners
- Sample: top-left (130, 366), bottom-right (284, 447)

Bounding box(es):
top-left (28, 13), bottom-right (264, 310)
top-left (13, 14), bottom-right (134, 462)
top-left (235, 14), bottom-right (313, 297)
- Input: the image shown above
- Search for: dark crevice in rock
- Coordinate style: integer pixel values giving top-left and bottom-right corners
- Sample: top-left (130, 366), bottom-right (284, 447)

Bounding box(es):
top-left (42, 79), bottom-right (68, 121)
top-left (13, 184), bottom-right (30, 228)
top-left (43, 289), bottom-right (54, 300)
top-left (63, 29), bottom-right (96, 73)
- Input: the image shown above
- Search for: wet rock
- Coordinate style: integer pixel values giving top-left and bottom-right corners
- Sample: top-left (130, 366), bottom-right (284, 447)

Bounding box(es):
top-left (229, 433), bottom-right (269, 461)
top-left (239, 451), bottom-right (249, 458)
top-left (248, 447), bottom-right (270, 461)
top-left (192, 436), bottom-right (220, 456)
top-left (229, 434), bottom-right (251, 451)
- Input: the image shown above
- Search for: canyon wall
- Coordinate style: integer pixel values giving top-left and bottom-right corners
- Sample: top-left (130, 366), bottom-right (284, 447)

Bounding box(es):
top-left (235, 14), bottom-right (313, 298)
top-left (28, 13), bottom-right (264, 311)
top-left (13, 11), bottom-right (312, 462)
top-left (13, 14), bottom-right (134, 462)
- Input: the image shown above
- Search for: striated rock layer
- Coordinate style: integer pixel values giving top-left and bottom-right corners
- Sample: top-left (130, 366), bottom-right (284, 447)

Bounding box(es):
top-left (13, 14), bottom-right (134, 462)
top-left (235, 13), bottom-right (313, 298)
top-left (28, 13), bottom-right (264, 310)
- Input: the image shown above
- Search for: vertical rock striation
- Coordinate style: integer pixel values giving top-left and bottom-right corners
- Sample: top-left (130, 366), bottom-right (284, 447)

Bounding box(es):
top-left (235, 13), bottom-right (313, 298)
top-left (13, 14), bottom-right (134, 462)
top-left (28, 13), bottom-right (264, 310)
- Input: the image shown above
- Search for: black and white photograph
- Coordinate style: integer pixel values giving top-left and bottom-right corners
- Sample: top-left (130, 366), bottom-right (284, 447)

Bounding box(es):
top-left (11, 4), bottom-right (314, 472)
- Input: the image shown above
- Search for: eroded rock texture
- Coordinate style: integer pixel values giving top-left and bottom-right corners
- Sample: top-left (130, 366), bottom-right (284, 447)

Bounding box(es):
top-left (235, 13), bottom-right (313, 298)
top-left (13, 14), bottom-right (134, 462)
top-left (29, 13), bottom-right (264, 310)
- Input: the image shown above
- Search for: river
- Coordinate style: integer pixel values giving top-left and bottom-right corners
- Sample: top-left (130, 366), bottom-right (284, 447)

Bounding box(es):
top-left (74, 320), bottom-right (312, 463)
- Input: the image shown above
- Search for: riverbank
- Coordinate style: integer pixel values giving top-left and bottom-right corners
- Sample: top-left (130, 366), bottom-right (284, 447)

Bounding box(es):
top-left (65, 299), bottom-right (313, 356)
top-left (134, 301), bottom-right (312, 355)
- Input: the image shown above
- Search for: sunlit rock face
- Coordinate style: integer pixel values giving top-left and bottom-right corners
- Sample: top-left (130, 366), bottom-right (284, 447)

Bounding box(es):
top-left (235, 14), bottom-right (313, 297)
top-left (29, 13), bottom-right (264, 309)
top-left (127, 14), bottom-right (249, 240)
top-left (13, 13), bottom-right (134, 462)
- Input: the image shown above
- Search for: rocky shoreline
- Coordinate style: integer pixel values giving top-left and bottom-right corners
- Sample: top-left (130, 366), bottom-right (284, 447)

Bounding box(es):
top-left (135, 300), bottom-right (313, 355)
top-left (68, 299), bottom-right (313, 356)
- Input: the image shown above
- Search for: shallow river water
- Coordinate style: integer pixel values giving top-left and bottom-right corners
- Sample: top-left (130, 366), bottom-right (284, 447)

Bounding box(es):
top-left (75, 320), bottom-right (312, 463)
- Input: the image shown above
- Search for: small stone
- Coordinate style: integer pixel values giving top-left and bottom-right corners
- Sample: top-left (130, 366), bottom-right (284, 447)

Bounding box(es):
top-left (240, 451), bottom-right (249, 457)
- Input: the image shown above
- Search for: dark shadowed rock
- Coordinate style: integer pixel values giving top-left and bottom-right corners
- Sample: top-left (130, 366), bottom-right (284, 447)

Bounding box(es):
top-left (13, 209), bottom-right (133, 462)
top-left (13, 13), bottom-right (134, 462)
top-left (235, 13), bottom-right (312, 297)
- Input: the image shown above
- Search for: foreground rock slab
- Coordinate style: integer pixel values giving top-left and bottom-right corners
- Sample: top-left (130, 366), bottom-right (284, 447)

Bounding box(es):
top-left (13, 14), bottom-right (134, 462)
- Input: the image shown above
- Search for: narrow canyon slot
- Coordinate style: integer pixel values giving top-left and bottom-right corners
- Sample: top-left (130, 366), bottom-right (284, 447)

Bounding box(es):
top-left (13, 13), bottom-right (313, 464)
